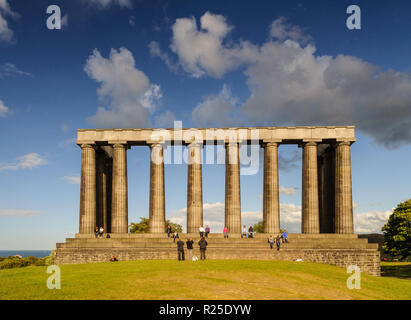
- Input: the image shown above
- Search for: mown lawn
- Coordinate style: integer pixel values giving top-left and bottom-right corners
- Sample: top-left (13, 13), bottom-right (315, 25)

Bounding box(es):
top-left (381, 262), bottom-right (411, 279)
top-left (0, 260), bottom-right (410, 300)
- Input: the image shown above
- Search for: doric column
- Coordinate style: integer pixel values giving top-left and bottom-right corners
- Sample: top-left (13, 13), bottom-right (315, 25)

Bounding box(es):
top-left (105, 158), bottom-right (113, 233)
top-left (225, 142), bottom-right (241, 233)
top-left (263, 142), bottom-right (280, 234)
top-left (302, 141), bottom-right (320, 234)
top-left (79, 144), bottom-right (96, 234)
top-left (335, 141), bottom-right (354, 233)
top-left (318, 146), bottom-right (335, 233)
top-left (111, 143), bottom-right (128, 233)
top-left (96, 150), bottom-right (107, 231)
top-left (187, 142), bottom-right (203, 233)
top-left (149, 143), bottom-right (166, 233)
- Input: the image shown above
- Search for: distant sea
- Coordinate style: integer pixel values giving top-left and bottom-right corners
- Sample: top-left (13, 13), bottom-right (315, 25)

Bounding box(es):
top-left (0, 250), bottom-right (51, 258)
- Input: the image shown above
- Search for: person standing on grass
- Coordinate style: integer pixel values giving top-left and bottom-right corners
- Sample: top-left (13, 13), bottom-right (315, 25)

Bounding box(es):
top-left (241, 225), bottom-right (247, 239)
top-left (205, 225), bottom-right (210, 238)
top-left (282, 230), bottom-right (288, 243)
top-left (268, 235), bottom-right (274, 249)
top-left (167, 225), bottom-right (172, 238)
top-left (276, 233), bottom-right (282, 251)
top-left (177, 238), bottom-right (185, 261)
top-left (223, 227), bottom-right (229, 238)
top-left (186, 238), bottom-right (194, 261)
top-left (198, 237), bottom-right (208, 260)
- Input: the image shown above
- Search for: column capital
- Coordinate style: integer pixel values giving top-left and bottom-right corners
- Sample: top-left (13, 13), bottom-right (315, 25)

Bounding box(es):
top-left (148, 142), bottom-right (165, 149)
top-left (80, 143), bottom-right (96, 149)
top-left (262, 141), bottom-right (279, 148)
top-left (186, 141), bottom-right (203, 148)
top-left (335, 140), bottom-right (353, 147)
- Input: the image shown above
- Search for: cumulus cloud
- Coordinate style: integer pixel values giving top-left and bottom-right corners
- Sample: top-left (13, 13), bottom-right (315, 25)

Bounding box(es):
top-left (149, 41), bottom-right (178, 72)
top-left (279, 186), bottom-right (296, 195)
top-left (0, 209), bottom-right (41, 217)
top-left (163, 12), bottom-right (411, 147)
top-left (0, 153), bottom-right (47, 171)
top-left (169, 11), bottom-right (257, 78)
top-left (0, 99), bottom-right (9, 117)
top-left (84, 47), bottom-right (162, 128)
top-left (192, 84), bottom-right (238, 127)
top-left (87, 0), bottom-right (132, 8)
top-left (62, 175), bottom-right (81, 184)
top-left (354, 209), bottom-right (392, 234)
top-left (0, 0), bottom-right (18, 43)
top-left (269, 17), bottom-right (312, 44)
top-left (153, 110), bottom-right (176, 128)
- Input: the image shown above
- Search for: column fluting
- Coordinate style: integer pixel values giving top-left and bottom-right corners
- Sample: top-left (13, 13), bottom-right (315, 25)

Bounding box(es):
top-left (111, 143), bottom-right (128, 233)
top-left (302, 141), bottom-right (320, 234)
top-left (263, 142), bottom-right (280, 234)
top-left (187, 143), bottom-right (203, 233)
top-left (225, 142), bottom-right (241, 233)
top-left (149, 143), bottom-right (166, 233)
top-left (79, 144), bottom-right (96, 234)
top-left (335, 141), bottom-right (354, 234)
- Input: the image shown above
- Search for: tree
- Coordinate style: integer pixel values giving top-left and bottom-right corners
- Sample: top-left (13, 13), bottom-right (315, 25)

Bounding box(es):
top-left (381, 199), bottom-right (411, 260)
top-left (129, 217), bottom-right (183, 233)
top-left (253, 221), bottom-right (263, 233)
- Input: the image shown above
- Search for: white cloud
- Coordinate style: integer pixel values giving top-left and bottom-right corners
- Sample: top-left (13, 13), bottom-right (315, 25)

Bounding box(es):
top-left (279, 186), bottom-right (296, 195)
top-left (62, 175), bottom-right (81, 184)
top-left (270, 17), bottom-right (312, 44)
top-left (0, 99), bottom-right (9, 117)
top-left (192, 84), bottom-right (238, 126)
top-left (354, 209), bottom-right (392, 234)
top-left (0, 63), bottom-right (31, 78)
top-left (87, 0), bottom-right (132, 8)
top-left (0, 0), bottom-right (18, 43)
top-left (154, 110), bottom-right (176, 128)
top-left (148, 41), bottom-right (178, 72)
top-left (170, 11), bottom-right (257, 78)
top-left (84, 47), bottom-right (162, 128)
top-left (0, 209), bottom-right (41, 217)
top-left (164, 12), bottom-right (411, 147)
top-left (0, 153), bottom-right (47, 171)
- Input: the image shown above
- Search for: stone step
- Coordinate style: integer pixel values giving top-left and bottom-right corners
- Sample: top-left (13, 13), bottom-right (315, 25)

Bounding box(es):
top-left (74, 233), bottom-right (359, 240)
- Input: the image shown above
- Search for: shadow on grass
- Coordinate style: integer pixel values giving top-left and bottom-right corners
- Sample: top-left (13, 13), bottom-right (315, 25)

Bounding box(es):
top-left (381, 264), bottom-right (411, 279)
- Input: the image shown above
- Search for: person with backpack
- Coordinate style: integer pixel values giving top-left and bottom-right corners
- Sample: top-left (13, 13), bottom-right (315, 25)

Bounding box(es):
top-left (186, 238), bottom-right (194, 261)
top-left (198, 237), bottom-right (208, 260)
top-left (177, 238), bottom-right (185, 261)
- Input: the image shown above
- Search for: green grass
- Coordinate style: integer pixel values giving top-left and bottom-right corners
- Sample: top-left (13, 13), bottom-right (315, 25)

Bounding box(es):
top-left (381, 262), bottom-right (411, 279)
top-left (0, 260), bottom-right (410, 300)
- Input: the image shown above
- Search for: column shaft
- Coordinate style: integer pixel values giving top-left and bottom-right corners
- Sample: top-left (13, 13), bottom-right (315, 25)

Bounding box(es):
top-left (318, 147), bottom-right (335, 233)
top-left (79, 144), bottom-right (96, 234)
top-left (149, 144), bottom-right (166, 233)
top-left (187, 143), bottom-right (203, 233)
top-left (111, 144), bottom-right (128, 233)
top-left (302, 142), bottom-right (320, 233)
top-left (96, 150), bottom-right (107, 230)
top-left (263, 142), bottom-right (280, 234)
top-left (335, 142), bottom-right (354, 233)
top-left (225, 143), bottom-right (241, 233)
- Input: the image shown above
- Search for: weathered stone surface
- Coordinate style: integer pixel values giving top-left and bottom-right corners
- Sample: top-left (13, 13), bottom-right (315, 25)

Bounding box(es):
top-left (187, 143), bottom-right (203, 233)
top-left (225, 143), bottom-right (241, 233)
top-left (55, 233), bottom-right (380, 276)
top-left (149, 143), bottom-right (166, 233)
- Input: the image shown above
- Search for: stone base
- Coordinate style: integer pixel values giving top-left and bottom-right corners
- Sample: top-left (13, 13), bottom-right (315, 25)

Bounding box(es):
top-left (55, 233), bottom-right (380, 276)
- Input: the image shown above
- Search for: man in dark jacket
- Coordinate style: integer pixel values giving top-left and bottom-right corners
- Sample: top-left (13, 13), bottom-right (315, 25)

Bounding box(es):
top-left (186, 238), bottom-right (194, 261)
top-left (177, 239), bottom-right (185, 261)
top-left (198, 237), bottom-right (208, 260)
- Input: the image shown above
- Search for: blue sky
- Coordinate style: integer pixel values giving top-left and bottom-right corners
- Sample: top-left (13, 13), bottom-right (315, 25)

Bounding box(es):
top-left (0, 0), bottom-right (411, 249)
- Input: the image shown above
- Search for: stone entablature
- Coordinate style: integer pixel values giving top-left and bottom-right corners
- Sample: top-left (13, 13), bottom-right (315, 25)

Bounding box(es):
top-left (77, 126), bottom-right (356, 145)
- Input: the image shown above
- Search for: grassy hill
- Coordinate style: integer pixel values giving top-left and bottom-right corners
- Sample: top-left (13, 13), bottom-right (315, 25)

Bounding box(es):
top-left (0, 260), bottom-right (410, 300)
